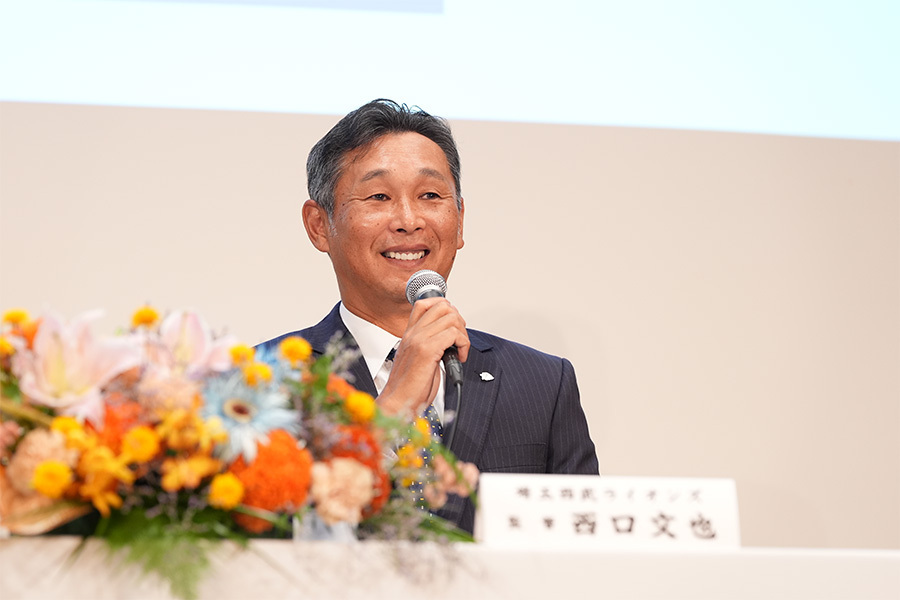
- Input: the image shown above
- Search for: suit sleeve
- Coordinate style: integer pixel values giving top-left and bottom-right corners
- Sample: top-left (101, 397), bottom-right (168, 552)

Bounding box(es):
top-left (547, 358), bottom-right (600, 474)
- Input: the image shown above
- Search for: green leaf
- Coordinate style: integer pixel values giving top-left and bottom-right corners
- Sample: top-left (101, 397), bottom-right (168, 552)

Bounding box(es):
top-left (98, 508), bottom-right (244, 600)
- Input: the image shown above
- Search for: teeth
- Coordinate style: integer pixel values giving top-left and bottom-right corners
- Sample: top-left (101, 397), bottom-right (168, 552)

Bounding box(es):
top-left (384, 251), bottom-right (425, 261)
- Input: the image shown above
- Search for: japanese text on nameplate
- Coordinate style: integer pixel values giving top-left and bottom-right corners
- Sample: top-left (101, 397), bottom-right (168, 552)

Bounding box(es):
top-left (477, 474), bottom-right (740, 549)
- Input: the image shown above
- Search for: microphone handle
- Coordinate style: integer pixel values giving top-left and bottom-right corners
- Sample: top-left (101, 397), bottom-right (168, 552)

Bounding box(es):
top-left (443, 347), bottom-right (464, 387)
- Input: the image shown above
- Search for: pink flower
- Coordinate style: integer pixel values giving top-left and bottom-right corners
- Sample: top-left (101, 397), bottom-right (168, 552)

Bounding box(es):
top-left (422, 481), bottom-right (448, 510)
top-left (310, 458), bottom-right (375, 526)
top-left (12, 311), bottom-right (142, 425)
top-left (423, 455), bottom-right (479, 510)
top-left (155, 311), bottom-right (235, 377)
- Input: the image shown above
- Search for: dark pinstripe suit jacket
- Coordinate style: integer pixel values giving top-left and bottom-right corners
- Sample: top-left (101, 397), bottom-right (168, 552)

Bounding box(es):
top-left (259, 303), bottom-right (599, 533)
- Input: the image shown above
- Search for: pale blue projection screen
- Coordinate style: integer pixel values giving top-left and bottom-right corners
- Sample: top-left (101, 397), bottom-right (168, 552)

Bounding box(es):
top-left (0, 0), bottom-right (897, 140)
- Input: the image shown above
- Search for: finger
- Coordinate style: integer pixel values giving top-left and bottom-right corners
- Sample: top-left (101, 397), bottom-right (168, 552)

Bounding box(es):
top-left (418, 311), bottom-right (469, 362)
top-left (455, 330), bottom-right (470, 363)
top-left (406, 296), bottom-right (447, 325)
top-left (407, 299), bottom-right (466, 338)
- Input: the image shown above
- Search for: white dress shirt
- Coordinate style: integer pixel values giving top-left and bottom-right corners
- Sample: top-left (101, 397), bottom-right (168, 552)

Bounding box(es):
top-left (339, 303), bottom-right (445, 422)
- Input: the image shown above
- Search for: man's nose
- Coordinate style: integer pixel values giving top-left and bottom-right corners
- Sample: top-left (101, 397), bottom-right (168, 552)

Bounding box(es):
top-left (391, 196), bottom-right (424, 232)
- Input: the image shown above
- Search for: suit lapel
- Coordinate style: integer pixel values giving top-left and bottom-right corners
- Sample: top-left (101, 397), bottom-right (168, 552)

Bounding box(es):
top-left (301, 303), bottom-right (377, 397)
top-left (346, 355), bottom-right (377, 397)
top-left (299, 303), bottom-right (345, 355)
top-left (435, 331), bottom-right (499, 531)
top-left (447, 331), bottom-right (500, 464)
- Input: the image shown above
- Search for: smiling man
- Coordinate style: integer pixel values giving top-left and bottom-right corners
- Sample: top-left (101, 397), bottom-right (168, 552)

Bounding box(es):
top-left (261, 99), bottom-right (598, 532)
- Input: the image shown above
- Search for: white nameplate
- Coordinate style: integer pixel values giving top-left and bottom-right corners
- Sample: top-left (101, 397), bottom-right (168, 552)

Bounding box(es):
top-left (475, 474), bottom-right (740, 549)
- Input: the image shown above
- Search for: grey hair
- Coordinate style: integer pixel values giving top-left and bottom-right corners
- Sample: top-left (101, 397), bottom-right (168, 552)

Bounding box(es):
top-left (306, 99), bottom-right (462, 217)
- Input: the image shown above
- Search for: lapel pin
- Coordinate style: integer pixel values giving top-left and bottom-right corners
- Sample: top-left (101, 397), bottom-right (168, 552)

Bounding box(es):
top-left (479, 371), bottom-right (494, 381)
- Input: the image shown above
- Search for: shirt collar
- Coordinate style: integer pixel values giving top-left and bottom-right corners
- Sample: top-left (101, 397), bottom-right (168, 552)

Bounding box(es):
top-left (339, 303), bottom-right (400, 381)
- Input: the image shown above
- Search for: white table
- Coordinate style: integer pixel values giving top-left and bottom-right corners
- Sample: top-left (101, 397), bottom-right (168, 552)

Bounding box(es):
top-left (1, 537), bottom-right (897, 599)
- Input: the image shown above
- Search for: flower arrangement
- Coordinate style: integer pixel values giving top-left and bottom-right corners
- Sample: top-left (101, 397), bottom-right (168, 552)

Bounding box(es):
top-left (0, 307), bottom-right (478, 599)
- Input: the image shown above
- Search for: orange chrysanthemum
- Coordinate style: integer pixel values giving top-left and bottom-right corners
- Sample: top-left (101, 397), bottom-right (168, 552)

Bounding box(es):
top-left (229, 429), bottom-right (312, 533)
top-left (330, 425), bottom-right (380, 470)
top-left (363, 466), bottom-right (391, 519)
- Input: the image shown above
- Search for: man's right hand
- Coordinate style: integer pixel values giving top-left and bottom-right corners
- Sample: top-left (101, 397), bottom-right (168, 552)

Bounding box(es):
top-left (377, 297), bottom-right (470, 419)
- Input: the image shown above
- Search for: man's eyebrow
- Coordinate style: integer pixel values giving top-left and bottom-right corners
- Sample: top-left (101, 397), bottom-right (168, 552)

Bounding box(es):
top-left (360, 169), bottom-right (388, 182)
top-left (418, 167), bottom-right (449, 182)
top-left (359, 167), bottom-right (449, 183)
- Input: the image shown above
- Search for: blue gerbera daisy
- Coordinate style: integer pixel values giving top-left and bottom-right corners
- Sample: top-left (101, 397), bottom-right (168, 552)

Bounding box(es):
top-left (201, 370), bottom-right (299, 464)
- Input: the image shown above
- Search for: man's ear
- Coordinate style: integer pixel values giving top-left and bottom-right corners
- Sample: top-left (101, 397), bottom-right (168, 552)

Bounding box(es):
top-left (456, 197), bottom-right (465, 250)
top-left (302, 199), bottom-right (331, 253)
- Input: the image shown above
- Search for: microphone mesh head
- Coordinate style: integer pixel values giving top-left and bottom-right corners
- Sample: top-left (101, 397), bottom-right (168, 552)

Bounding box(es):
top-left (405, 269), bottom-right (447, 304)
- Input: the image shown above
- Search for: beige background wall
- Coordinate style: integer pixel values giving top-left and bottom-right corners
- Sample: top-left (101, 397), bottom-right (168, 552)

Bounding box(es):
top-left (1, 101), bottom-right (897, 549)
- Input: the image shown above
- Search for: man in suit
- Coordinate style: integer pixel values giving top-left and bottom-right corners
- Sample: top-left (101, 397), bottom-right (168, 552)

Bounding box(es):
top-left (260, 99), bottom-right (598, 533)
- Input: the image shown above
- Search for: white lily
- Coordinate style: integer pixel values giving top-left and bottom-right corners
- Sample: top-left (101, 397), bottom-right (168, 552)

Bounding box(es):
top-left (13, 311), bottom-right (142, 425)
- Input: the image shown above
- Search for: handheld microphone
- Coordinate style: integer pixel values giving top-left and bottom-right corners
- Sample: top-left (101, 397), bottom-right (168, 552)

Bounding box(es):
top-left (405, 269), bottom-right (464, 387)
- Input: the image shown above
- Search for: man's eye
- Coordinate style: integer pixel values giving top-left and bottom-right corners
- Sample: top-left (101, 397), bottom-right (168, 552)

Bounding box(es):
top-left (368, 193), bottom-right (389, 201)
top-left (422, 192), bottom-right (441, 200)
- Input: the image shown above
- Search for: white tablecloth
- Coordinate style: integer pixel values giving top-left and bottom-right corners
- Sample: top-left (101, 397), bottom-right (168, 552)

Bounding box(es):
top-left (1, 536), bottom-right (897, 599)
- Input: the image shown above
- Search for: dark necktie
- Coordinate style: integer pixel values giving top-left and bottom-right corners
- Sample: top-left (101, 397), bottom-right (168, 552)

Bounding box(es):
top-left (423, 402), bottom-right (443, 440)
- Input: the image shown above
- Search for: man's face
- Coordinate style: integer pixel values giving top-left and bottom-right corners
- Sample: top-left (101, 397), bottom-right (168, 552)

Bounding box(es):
top-left (305, 131), bottom-right (465, 316)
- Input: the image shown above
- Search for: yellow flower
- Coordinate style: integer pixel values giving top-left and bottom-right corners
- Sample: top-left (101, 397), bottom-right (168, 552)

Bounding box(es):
top-left (279, 336), bottom-right (312, 364)
top-left (51, 416), bottom-right (96, 452)
top-left (156, 407), bottom-right (213, 452)
top-left (121, 426), bottom-right (161, 463)
top-left (79, 446), bottom-right (134, 485)
top-left (32, 460), bottom-right (74, 499)
top-left (131, 305), bottom-right (160, 329)
top-left (396, 444), bottom-right (424, 469)
top-left (79, 473), bottom-right (123, 517)
top-left (200, 416), bottom-right (228, 452)
top-left (243, 362), bottom-right (273, 386)
top-left (51, 416), bottom-right (81, 435)
top-left (414, 417), bottom-right (431, 440)
top-left (2, 308), bottom-right (30, 326)
top-left (229, 344), bottom-right (255, 366)
top-left (208, 472), bottom-right (244, 510)
top-left (161, 455), bottom-right (221, 492)
top-left (66, 428), bottom-right (98, 452)
top-left (0, 336), bottom-right (14, 358)
top-left (344, 391), bottom-right (376, 424)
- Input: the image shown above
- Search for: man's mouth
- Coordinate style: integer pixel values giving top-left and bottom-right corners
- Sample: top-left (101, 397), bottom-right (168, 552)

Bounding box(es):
top-left (383, 250), bottom-right (427, 261)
